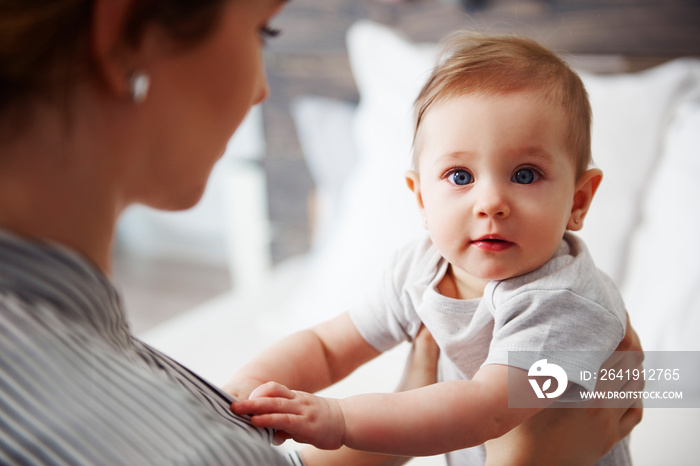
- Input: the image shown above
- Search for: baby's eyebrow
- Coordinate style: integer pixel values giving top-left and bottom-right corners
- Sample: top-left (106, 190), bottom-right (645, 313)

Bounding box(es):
top-left (515, 147), bottom-right (556, 162)
top-left (436, 150), bottom-right (477, 163)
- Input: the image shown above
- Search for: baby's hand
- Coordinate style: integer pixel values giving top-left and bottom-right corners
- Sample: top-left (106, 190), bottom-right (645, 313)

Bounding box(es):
top-left (231, 381), bottom-right (347, 450)
top-left (223, 376), bottom-right (266, 401)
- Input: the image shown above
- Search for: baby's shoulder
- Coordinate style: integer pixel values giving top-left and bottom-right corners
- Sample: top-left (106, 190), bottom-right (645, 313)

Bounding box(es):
top-left (387, 234), bottom-right (445, 284)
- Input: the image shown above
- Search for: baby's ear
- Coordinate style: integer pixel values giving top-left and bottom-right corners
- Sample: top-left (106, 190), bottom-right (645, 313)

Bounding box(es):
top-left (567, 168), bottom-right (603, 231)
top-left (405, 170), bottom-right (428, 229)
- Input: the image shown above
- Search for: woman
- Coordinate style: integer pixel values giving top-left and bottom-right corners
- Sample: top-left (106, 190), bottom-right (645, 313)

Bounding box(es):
top-left (0, 0), bottom-right (641, 464)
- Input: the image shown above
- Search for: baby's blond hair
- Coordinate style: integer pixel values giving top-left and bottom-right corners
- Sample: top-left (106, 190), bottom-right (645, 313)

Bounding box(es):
top-left (413, 33), bottom-right (592, 179)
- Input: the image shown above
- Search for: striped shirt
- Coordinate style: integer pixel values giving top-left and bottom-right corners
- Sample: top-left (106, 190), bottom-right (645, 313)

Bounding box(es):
top-left (0, 230), bottom-right (302, 465)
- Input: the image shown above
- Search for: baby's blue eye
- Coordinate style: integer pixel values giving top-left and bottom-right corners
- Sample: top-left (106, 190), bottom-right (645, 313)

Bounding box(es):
top-left (450, 170), bottom-right (473, 186)
top-left (512, 168), bottom-right (539, 184)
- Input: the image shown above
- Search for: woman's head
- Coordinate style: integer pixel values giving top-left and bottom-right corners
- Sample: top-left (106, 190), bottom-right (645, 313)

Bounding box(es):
top-left (0, 0), bottom-right (285, 211)
top-left (125, 0), bottom-right (283, 210)
top-left (413, 33), bottom-right (592, 180)
top-left (0, 0), bottom-right (228, 116)
top-left (0, 0), bottom-right (286, 273)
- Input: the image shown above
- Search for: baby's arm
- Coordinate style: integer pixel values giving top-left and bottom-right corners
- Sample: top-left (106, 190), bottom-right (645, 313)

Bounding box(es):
top-left (232, 364), bottom-right (546, 456)
top-left (224, 312), bottom-right (380, 400)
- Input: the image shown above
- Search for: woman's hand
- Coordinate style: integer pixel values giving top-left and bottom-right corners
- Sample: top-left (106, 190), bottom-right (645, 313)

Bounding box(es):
top-left (395, 325), bottom-right (440, 392)
top-left (485, 314), bottom-right (644, 465)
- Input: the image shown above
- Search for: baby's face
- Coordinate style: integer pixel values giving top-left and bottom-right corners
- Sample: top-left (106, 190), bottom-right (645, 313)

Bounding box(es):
top-left (408, 91), bottom-right (578, 283)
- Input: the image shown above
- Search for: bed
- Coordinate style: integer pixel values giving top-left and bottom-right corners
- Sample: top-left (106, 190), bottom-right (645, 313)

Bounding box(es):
top-left (140, 1), bottom-right (700, 464)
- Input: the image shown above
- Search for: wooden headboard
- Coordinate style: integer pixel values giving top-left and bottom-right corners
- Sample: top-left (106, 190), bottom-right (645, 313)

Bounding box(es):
top-left (262, 0), bottom-right (700, 262)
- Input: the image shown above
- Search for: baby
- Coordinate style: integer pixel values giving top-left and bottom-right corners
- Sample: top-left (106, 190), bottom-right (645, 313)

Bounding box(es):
top-left (230, 33), bottom-right (630, 464)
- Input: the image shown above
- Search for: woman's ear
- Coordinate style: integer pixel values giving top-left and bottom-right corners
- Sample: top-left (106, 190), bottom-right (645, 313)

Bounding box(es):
top-left (567, 168), bottom-right (603, 231)
top-left (405, 170), bottom-right (428, 229)
top-left (90, 0), bottom-right (142, 98)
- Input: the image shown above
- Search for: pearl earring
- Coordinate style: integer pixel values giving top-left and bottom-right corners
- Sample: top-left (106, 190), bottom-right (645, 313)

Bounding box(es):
top-left (129, 71), bottom-right (150, 104)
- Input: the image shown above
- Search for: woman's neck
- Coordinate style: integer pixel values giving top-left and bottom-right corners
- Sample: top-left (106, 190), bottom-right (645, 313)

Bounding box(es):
top-left (0, 104), bottom-right (123, 275)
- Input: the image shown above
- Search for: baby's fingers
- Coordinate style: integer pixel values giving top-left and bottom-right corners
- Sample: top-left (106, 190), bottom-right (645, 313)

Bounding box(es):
top-left (248, 410), bottom-right (344, 450)
top-left (249, 381), bottom-right (294, 400)
top-left (231, 382), bottom-right (296, 416)
top-left (231, 396), bottom-right (299, 417)
top-left (249, 412), bottom-right (299, 431)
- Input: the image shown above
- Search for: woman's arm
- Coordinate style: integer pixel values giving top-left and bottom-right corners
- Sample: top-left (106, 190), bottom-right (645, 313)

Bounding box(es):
top-left (484, 313), bottom-right (644, 465)
top-left (224, 312), bottom-right (380, 399)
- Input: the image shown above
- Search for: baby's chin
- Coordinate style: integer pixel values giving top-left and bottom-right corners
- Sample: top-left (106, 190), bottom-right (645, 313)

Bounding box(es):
top-left (466, 266), bottom-right (534, 283)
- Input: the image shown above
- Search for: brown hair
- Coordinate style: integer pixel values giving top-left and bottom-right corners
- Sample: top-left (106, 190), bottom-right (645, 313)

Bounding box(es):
top-left (0, 0), bottom-right (225, 114)
top-left (413, 33), bottom-right (592, 179)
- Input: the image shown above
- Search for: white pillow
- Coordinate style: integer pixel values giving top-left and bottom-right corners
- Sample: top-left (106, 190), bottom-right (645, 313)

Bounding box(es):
top-left (291, 96), bottom-right (359, 248)
top-left (577, 61), bottom-right (700, 283)
top-left (621, 73), bottom-right (700, 351)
